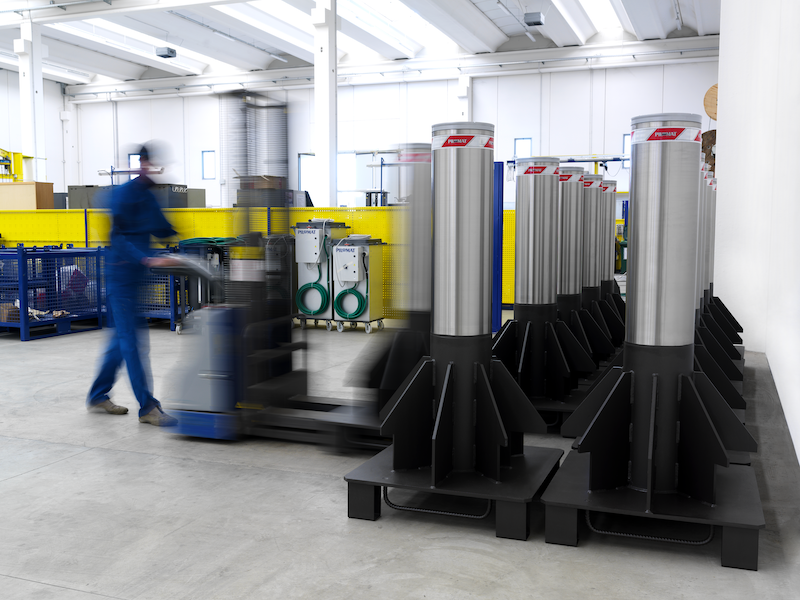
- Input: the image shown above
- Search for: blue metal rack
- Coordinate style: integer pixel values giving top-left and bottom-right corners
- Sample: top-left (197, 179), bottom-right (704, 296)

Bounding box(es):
top-left (0, 246), bottom-right (104, 341)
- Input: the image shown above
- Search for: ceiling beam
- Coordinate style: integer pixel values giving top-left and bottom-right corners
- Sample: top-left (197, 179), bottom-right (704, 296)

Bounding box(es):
top-left (0, 48), bottom-right (92, 84)
top-left (397, 0), bottom-right (509, 54)
top-left (608, 0), bottom-right (638, 38)
top-left (0, 0), bottom-right (248, 30)
top-left (64, 35), bottom-right (718, 98)
top-left (101, 12), bottom-right (274, 71)
top-left (615, 0), bottom-right (672, 40)
top-left (203, 4), bottom-right (316, 64)
top-left (44, 21), bottom-right (205, 75)
top-left (541, 0), bottom-right (597, 47)
top-left (43, 36), bottom-right (148, 80)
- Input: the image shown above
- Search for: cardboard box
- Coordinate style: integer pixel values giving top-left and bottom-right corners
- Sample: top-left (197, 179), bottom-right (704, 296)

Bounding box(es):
top-left (0, 303), bottom-right (20, 323)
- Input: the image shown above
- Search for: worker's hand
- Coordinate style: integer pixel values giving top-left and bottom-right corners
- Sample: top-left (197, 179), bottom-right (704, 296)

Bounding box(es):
top-left (143, 256), bottom-right (183, 268)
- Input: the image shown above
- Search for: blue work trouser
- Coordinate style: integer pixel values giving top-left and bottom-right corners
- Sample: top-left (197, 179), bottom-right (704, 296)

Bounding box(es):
top-left (87, 288), bottom-right (160, 417)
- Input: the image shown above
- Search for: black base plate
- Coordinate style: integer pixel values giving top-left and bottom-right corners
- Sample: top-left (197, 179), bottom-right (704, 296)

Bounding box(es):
top-left (541, 451), bottom-right (764, 569)
top-left (345, 445), bottom-right (563, 540)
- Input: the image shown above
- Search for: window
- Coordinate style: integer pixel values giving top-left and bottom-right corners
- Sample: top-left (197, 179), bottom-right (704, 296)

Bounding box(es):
top-left (622, 133), bottom-right (631, 169)
top-left (202, 150), bottom-right (216, 180)
top-left (128, 153), bottom-right (140, 180)
top-left (514, 137), bottom-right (532, 158)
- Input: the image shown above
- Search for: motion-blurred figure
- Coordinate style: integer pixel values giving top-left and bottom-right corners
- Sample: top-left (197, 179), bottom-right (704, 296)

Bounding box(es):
top-left (86, 142), bottom-right (182, 426)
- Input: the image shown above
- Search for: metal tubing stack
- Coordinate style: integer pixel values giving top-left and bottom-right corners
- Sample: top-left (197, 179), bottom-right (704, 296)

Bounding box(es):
top-left (345, 123), bottom-right (563, 540)
top-left (541, 113), bottom-right (764, 570)
top-left (577, 174), bottom-right (625, 347)
top-left (492, 159), bottom-right (599, 414)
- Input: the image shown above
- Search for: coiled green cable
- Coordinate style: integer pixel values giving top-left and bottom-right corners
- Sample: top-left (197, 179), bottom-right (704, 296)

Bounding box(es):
top-left (296, 264), bottom-right (329, 315)
top-left (334, 284), bottom-right (367, 319)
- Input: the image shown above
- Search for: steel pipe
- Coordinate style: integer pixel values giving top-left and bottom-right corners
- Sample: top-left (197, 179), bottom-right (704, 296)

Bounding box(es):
top-left (600, 179), bottom-right (618, 290)
top-left (558, 167), bottom-right (585, 298)
top-left (431, 122), bottom-right (494, 337)
top-left (397, 143), bottom-right (433, 315)
top-left (514, 157), bottom-right (560, 306)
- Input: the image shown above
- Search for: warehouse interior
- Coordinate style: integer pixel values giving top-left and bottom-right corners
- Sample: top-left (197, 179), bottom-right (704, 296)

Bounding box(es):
top-left (1, 0), bottom-right (799, 598)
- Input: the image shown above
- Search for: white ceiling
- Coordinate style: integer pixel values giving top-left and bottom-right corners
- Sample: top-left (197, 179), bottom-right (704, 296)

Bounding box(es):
top-left (0, 0), bottom-right (721, 88)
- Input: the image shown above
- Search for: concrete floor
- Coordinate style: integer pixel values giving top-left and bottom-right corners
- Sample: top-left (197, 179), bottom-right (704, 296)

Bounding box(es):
top-left (0, 315), bottom-right (798, 599)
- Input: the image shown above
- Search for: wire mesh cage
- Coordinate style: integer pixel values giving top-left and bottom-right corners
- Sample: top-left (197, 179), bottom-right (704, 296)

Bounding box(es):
top-left (0, 246), bottom-right (104, 341)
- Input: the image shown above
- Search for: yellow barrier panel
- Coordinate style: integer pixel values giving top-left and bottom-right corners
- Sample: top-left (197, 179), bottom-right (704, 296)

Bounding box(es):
top-left (0, 209), bottom-right (86, 248)
top-left (1, 206), bottom-right (510, 317)
top-left (502, 210), bottom-right (515, 306)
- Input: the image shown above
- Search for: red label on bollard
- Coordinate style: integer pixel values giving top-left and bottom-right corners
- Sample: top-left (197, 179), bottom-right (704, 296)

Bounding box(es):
top-left (523, 165), bottom-right (558, 175)
top-left (442, 136), bottom-right (474, 147)
top-left (647, 128), bottom-right (685, 141)
top-left (560, 173), bottom-right (583, 183)
top-left (484, 137), bottom-right (494, 149)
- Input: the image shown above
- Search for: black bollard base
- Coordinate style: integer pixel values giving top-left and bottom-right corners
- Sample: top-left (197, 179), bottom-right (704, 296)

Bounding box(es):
top-left (346, 445), bottom-right (562, 540)
top-left (557, 293), bottom-right (582, 321)
top-left (345, 332), bottom-right (564, 540)
top-left (541, 451), bottom-right (763, 569)
top-left (543, 355), bottom-right (763, 570)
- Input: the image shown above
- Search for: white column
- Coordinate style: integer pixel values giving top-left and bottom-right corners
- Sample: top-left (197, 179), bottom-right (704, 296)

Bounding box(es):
top-left (14, 22), bottom-right (47, 182)
top-left (312, 0), bottom-right (337, 207)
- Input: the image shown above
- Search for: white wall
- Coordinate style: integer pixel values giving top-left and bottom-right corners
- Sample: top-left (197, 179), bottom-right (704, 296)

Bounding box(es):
top-left (0, 73), bottom-right (67, 192)
top-left (716, 0), bottom-right (800, 460)
top-left (74, 96), bottom-right (221, 206)
top-left (278, 62), bottom-right (718, 208)
top-left (472, 62), bottom-right (719, 207)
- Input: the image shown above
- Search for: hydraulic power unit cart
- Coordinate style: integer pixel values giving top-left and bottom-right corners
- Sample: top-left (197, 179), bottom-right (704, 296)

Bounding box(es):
top-left (331, 234), bottom-right (385, 333)
top-left (291, 219), bottom-right (348, 330)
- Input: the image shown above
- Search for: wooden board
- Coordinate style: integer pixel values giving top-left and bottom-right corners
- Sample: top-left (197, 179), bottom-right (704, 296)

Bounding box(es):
top-left (704, 84), bottom-right (718, 121)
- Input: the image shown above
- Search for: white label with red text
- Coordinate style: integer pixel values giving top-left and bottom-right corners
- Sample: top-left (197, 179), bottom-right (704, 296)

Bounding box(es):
top-left (521, 164), bottom-right (559, 176)
top-left (632, 127), bottom-right (702, 144)
top-left (432, 135), bottom-right (494, 150)
top-left (560, 173), bottom-right (584, 183)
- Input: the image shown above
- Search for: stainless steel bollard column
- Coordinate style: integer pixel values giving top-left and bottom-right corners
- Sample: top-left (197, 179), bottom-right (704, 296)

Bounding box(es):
top-left (398, 143), bottom-right (433, 333)
top-left (581, 174), bottom-right (603, 309)
top-left (626, 113), bottom-right (703, 493)
top-left (600, 179), bottom-right (618, 299)
top-left (431, 122), bottom-right (495, 471)
top-left (514, 156), bottom-right (560, 397)
top-left (557, 167), bottom-right (585, 318)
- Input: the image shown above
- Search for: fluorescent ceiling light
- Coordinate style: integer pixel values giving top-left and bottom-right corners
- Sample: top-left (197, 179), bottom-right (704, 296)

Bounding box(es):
top-left (577, 0), bottom-right (623, 31)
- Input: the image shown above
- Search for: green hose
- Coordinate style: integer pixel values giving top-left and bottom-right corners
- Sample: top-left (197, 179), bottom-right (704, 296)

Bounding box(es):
top-left (296, 264), bottom-right (329, 315)
top-left (334, 284), bottom-right (367, 319)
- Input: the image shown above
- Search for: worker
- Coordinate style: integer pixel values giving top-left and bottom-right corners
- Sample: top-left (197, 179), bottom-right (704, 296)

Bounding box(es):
top-left (86, 142), bottom-right (181, 426)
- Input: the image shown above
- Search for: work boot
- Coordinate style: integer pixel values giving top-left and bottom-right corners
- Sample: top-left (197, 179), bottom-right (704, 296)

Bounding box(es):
top-left (88, 399), bottom-right (129, 415)
top-left (139, 407), bottom-right (178, 427)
